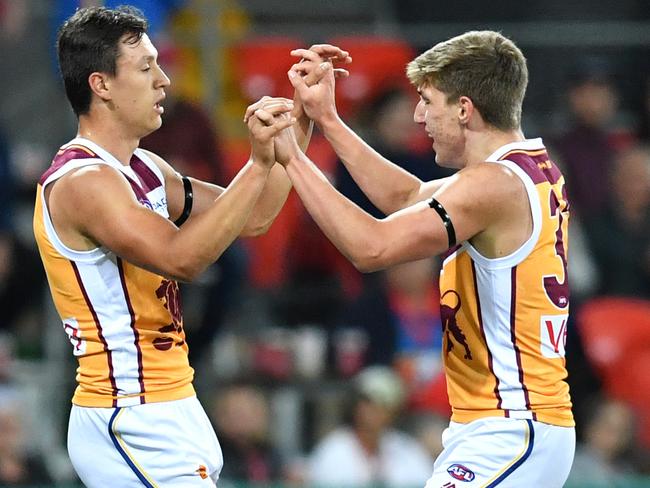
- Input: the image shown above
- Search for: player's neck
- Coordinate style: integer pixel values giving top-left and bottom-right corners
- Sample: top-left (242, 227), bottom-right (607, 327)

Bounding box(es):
top-left (77, 116), bottom-right (140, 166)
top-left (464, 127), bottom-right (525, 166)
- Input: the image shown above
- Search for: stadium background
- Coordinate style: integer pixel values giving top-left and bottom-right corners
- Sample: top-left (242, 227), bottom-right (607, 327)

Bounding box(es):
top-left (0, 0), bottom-right (649, 486)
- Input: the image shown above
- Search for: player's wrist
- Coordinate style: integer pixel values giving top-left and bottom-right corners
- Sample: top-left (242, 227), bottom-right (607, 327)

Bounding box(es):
top-left (317, 110), bottom-right (341, 131)
top-left (249, 156), bottom-right (275, 173)
top-left (285, 152), bottom-right (305, 168)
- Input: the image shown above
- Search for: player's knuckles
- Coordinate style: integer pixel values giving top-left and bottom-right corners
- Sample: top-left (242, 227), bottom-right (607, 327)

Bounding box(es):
top-left (309, 44), bottom-right (333, 53)
top-left (266, 104), bottom-right (292, 115)
top-left (290, 63), bottom-right (311, 74)
top-left (292, 48), bottom-right (312, 59)
top-left (254, 108), bottom-right (272, 118)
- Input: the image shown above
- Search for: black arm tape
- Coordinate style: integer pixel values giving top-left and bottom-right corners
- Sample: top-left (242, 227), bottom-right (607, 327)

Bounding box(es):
top-left (173, 176), bottom-right (193, 227)
top-left (428, 197), bottom-right (457, 248)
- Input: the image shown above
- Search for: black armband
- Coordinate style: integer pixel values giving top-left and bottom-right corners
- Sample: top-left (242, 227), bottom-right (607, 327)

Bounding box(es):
top-left (428, 197), bottom-right (456, 248)
top-left (173, 176), bottom-right (193, 227)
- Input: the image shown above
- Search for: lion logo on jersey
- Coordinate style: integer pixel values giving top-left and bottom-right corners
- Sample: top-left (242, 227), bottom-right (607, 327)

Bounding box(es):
top-left (441, 290), bottom-right (472, 360)
top-left (154, 279), bottom-right (185, 351)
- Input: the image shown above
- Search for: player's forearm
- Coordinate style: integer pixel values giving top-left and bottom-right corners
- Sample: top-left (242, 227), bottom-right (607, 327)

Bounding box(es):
top-left (317, 113), bottom-right (423, 214)
top-left (285, 152), bottom-right (386, 272)
top-left (293, 100), bottom-right (314, 152)
top-left (241, 163), bottom-right (292, 236)
top-left (171, 160), bottom-right (271, 280)
top-left (239, 98), bottom-right (311, 237)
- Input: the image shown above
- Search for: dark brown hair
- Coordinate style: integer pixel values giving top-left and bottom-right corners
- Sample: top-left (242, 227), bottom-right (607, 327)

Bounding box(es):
top-left (56, 6), bottom-right (148, 116)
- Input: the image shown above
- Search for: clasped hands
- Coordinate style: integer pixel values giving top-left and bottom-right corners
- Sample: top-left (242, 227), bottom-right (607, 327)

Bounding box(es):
top-left (244, 44), bottom-right (351, 168)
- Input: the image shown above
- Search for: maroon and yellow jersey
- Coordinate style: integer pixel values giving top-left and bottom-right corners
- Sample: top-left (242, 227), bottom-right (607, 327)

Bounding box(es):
top-left (439, 138), bottom-right (573, 427)
top-left (33, 138), bottom-right (194, 407)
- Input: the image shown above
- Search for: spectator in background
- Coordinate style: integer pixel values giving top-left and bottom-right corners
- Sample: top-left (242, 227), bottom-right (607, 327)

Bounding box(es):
top-left (0, 125), bottom-right (45, 351)
top-left (307, 366), bottom-right (433, 487)
top-left (585, 144), bottom-right (650, 297)
top-left (553, 57), bottom-right (624, 219)
top-left (271, 210), bottom-right (350, 329)
top-left (0, 391), bottom-right (53, 486)
top-left (568, 398), bottom-right (638, 486)
top-left (0, 125), bottom-right (15, 323)
top-left (210, 383), bottom-right (286, 484)
top-left (340, 258), bottom-right (449, 415)
top-left (0, 335), bottom-right (53, 486)
top-left (636, 73), bottom-right (650, 144)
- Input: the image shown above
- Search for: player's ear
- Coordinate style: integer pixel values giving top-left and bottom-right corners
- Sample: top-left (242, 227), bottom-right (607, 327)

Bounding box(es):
top-left (458, 96), bottom-right (474, 125)
top-left (88, 72), bottom-right (112, 102)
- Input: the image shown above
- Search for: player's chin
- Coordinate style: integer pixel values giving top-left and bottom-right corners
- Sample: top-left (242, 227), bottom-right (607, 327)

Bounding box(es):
top-left (434, 153), bottom-right (454, 168)
top-left (140, 119), bottom-right (163, 139)
top-left (150, 116), bottom-right (163, 131)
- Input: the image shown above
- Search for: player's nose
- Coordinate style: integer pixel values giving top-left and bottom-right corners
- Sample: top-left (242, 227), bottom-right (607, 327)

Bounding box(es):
top-left (414, 100), bottom-right (426, 123)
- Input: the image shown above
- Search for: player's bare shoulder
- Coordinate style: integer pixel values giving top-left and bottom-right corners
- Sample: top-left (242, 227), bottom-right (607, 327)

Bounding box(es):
top-left (461, 162), bottom-right (526, 202)
top-left (461, 162), bottom-right (532, 256)
top-left (54, 163), bottom-right (132, 203)
top-left (48, 164), bottom-right (126, 213)
top-left (46, 164), bottom-right (135, 250)
top-left (439, 162), bottom-right (526, 218)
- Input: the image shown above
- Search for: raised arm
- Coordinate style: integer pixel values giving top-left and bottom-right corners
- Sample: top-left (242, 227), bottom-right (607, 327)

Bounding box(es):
top-left (153, 152), bottom-right (293, 237)
top-left (148, 98), bottom-right (296, 237)
top-left (273, 124), bottom-right (523, 272)
top-left (227, 48), bottom-right (351, 235)
top-left (288, 53), bottom-right (450, 214)
top-left (48, 103), bottom-right (295, 282)
top-left (291, 44), bottom-right (352, 151)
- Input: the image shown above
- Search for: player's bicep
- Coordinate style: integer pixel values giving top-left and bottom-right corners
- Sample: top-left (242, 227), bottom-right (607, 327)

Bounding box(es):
top-left (372, 180), bottom-right (489, 269)
top-left (67, 167), bottom-right (181, 273)
top-left (370, 201), bottom-right (453, 268)
top-left (430, 164), bottom-right (515, 244)
top-left (165, 173), bottom-right (224, 223)
top-left (183, 178), bottom-right (224, 216)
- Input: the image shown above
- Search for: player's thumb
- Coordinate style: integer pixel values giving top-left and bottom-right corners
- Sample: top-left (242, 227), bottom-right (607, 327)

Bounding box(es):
top-left (288, 68), bottom-right (306, 91)
top-left (316, 61), bottom-right (333, 79)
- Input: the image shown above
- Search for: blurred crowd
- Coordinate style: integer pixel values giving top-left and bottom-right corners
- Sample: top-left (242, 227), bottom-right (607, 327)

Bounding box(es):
top-left (1, 0), bottom-right (650, 487)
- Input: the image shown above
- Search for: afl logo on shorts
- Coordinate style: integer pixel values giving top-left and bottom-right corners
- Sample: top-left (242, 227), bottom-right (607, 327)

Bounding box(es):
top-left (447, 464), bottom-right (475, 482)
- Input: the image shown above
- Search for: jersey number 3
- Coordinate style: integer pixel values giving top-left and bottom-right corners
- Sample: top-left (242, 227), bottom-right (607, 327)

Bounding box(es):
top-left (543, 183), bottom-right (569, 310)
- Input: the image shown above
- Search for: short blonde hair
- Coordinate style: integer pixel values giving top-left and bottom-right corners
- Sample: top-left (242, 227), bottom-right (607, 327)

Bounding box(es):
top-left (406, 31), bottom-right (528, 131)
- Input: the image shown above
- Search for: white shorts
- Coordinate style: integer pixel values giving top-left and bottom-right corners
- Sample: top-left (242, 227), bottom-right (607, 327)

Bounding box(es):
top-left (425, 417), bottom-right (575, 488)
top-left (68, 396), bottom-right (223, 487)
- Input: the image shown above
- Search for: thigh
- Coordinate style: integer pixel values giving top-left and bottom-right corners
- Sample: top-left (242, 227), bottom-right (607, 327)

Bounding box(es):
top-left (425, 418), bottom-right (575, 488)
top-left (68, 397), bottom-right (223, 488)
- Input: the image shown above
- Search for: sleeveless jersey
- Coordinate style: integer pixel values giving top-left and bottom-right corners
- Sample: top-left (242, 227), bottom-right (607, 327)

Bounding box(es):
top-left (33, 137), bottom-right (195, 408)
top-left (439, 138), bottom-right (574, 427)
